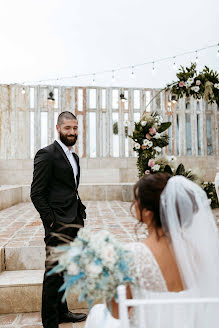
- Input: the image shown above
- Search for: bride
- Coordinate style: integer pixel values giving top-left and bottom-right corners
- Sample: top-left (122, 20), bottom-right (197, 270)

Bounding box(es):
top-left (85, 173), bottom-right (219, 327)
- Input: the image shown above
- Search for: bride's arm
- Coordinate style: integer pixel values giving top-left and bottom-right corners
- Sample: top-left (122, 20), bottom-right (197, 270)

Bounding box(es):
top-left (108, 284), bottom-right (132, 319)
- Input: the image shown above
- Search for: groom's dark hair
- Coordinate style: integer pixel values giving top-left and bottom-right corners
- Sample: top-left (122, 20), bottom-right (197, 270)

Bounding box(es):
top-left (57, 111), bottom-right (77, 126)
top-left (132, 173), bottom-right (171, 238)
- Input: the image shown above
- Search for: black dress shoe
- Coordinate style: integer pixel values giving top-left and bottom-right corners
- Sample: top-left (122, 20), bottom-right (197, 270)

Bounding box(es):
top-left (59, 311), bottom-right (87, 323)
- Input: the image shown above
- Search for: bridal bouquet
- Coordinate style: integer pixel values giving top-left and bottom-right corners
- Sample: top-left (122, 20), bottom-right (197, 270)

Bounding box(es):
top-left (48, 228), bottom-right (133, 307)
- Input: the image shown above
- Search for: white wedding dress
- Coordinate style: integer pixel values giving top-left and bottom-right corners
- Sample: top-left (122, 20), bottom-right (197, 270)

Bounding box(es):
top-left (85, 242), bottom-right (192, 328)
top-left (85, 176), bottom-right (219, 328)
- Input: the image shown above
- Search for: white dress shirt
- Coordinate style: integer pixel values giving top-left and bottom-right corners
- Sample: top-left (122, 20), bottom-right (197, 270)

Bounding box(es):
top-left (56, 139), bottom-right (78, 187)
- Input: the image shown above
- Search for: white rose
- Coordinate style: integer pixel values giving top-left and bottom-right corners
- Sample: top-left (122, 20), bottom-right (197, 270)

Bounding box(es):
top-left (154, 133), bottom-right (161, 139)
top-left (102, 245), bottom-right (116, 265)
top-left (151, 164), bottom-right (160, 172)
top-left (67, 262), bottom-right (80, 276)
top-left (191, 86), bottom-right (200, 92)
top-left (86, 263), bottom-right (102, 276)
top-left (141, 121), bottom-right (147, 126)
top-left (154, 146), bottom-right (161, 153)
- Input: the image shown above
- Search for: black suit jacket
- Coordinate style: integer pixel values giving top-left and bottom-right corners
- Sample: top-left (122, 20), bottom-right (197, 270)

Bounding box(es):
top-left (30, 141), bottom-right (86, 228)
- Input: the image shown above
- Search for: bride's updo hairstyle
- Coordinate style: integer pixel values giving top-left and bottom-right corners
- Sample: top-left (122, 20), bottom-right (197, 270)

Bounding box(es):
top-left (133, 173), bottom-right (171, 235)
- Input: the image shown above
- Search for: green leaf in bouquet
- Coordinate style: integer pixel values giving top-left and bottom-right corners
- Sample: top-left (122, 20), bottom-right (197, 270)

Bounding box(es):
top-left (175, 163), bottom-right (185, 175)
top-left (157, 122), bottom-right (171, 133)
top-left (164, 165), bottom-right (173, 175)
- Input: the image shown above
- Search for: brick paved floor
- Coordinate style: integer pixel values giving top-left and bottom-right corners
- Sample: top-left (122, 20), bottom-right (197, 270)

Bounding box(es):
top-left (0, 201), bottom-right (148, 250)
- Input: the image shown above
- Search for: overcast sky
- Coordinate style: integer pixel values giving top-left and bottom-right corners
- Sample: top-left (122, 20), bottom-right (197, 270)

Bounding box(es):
top-left (0, 0), bottom-right (218, 88)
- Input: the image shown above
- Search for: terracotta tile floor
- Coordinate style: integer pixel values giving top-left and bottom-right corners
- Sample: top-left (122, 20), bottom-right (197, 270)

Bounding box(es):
top-left (0, 201), bottom-right (148, 250)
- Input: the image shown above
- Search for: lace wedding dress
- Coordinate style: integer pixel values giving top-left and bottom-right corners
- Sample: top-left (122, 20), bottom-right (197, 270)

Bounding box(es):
top-left (85, 242), bottom-right (189, 328)
top-left (85, 176), bottom-right (219, 327)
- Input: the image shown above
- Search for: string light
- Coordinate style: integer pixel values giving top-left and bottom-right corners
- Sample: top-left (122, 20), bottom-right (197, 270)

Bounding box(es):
top-left (195, 51), bottom-right (199, 63)
top-left (112, 70), bottom-right (115, 83)
top-left (217, 44), bottom-right (219, 57)
top-left (21, 88), bottom-right (26, 94)
top-left (152, 61), bottom-right (155, 74)
top-left (19, 43), bottom-right (218, 85)
top-left (173, 57), bottom-right (176, 70)
top-left (130, 66), bottom-right (135, 78)
top-left (92, 74), bottom-right (96, 85)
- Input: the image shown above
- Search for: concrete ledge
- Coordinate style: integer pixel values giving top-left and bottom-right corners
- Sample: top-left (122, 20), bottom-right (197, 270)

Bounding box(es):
top-left (0, 270), bottom-right (87, 314)
top-left (0, 183), bottom-right (135, 210)
top-left (0, 185), bottom-right (22, 210)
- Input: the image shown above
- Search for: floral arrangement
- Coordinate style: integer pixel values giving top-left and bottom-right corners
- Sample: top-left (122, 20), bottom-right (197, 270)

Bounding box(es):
top-left (129, 112), bottom-right (171, 177)
top-left (47, 228), bottom-right (133, 308)
top-left (166, 63), bottom-right (219, 106)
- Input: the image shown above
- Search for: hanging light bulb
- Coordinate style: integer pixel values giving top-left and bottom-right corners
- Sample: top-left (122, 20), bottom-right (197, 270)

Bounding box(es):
top-left (21, 88), bottom-right (26, 94)
top-left (130, 66), bottom-right (135, 79)
top-left (173, 57), bottom-right (176, 70)
top-left (92, 74), bottom-right (96, 85)
top-left (195, 51), bottom-right (199, 63)
top-left (152, 61), bottom-right (155, 74)
top-left (112, 70), bottom-right (115, 83)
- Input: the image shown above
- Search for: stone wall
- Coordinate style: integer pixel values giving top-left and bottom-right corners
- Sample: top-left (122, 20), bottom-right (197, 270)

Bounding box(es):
top-left (0, 157), bottom-right (218, 186)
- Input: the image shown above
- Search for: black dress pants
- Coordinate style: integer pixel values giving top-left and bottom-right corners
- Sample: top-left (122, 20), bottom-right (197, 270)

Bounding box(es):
top-left (41, 222), bottom-right (79, 328)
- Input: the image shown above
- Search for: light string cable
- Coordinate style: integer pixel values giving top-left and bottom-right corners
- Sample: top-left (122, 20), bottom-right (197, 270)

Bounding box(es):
top-left (20, 42), bottom-right (219, 86)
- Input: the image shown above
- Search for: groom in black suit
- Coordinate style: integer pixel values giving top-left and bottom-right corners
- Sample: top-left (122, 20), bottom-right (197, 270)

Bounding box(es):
top-left (30, 111), bottom-right (87, 328)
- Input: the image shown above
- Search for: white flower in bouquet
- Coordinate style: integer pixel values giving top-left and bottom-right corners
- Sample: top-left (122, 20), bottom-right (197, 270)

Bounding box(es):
top-left (102, 244), bottom-right (116, 265)
top-left (67, 262), bottom-right (80, 276)
top-left (86, 263), bottom-right (102, 276)
top-left (214, 83), bottom-right (219, 89)
top-left (154, 146), bottom-right (162, 153)
top-left (153, 132), bottom-right (161, 139)
top-left (143, 139), bottom-right (149, 146)
top-left (141, 121), bottom-right (147, 126)
top-left (48, 228), bottom-right (134, 308)
top-left (151, 164), bottom-right (160, 172)
top-left (191, 86), bottom-right (200, 92)
top-left (147, 141), bottom-right (153, 148)
top-left (134, 143), bottom-right (140, 150)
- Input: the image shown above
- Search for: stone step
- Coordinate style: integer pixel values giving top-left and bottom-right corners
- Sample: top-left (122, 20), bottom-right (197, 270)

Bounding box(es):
top-left (0, 183), bottom-right (135, 210)
top-left (5, 246), bottom-right (45, 271)
top-left (0, 270), bottom-right (87, 314)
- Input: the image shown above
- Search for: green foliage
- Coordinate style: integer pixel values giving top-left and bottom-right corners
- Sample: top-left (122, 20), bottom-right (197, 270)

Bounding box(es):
top-left (166, 63), bottom-right (219, 106)
top-left (201, 182), bottom-right (219, 209)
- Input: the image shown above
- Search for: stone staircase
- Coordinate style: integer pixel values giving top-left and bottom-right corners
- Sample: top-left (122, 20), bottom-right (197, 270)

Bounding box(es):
top-left (0, 201), bottom-right (138, 316)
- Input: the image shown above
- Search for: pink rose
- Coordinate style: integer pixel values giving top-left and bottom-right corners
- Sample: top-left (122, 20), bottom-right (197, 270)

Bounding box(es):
top-left (146, 133), bottom-right (151, 140)
top-left (149, 127), bottom-right (156, 135)
top-left (196, 80), bottom-right (201, 86)
top-left (148, 159), bottom-right (155, 167)
top-left (179, 81), bottom-right (184, 87)
top-left (141, 145), bottom-right (147, 150)
top-left (145, 170), bottom-right (150, 175)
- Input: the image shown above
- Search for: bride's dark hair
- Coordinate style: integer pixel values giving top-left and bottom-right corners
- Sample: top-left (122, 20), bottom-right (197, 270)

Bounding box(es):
top-left (132, 173), bottom-right (171, 236)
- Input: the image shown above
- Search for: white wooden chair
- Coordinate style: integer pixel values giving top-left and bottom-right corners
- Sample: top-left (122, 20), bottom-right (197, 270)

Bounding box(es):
top-left (117, 285), bottom-right (219, 328)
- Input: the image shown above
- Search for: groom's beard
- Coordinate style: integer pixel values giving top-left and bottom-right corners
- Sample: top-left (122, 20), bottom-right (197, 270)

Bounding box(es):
top-left (60, 132), bottom-right (78, 146)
